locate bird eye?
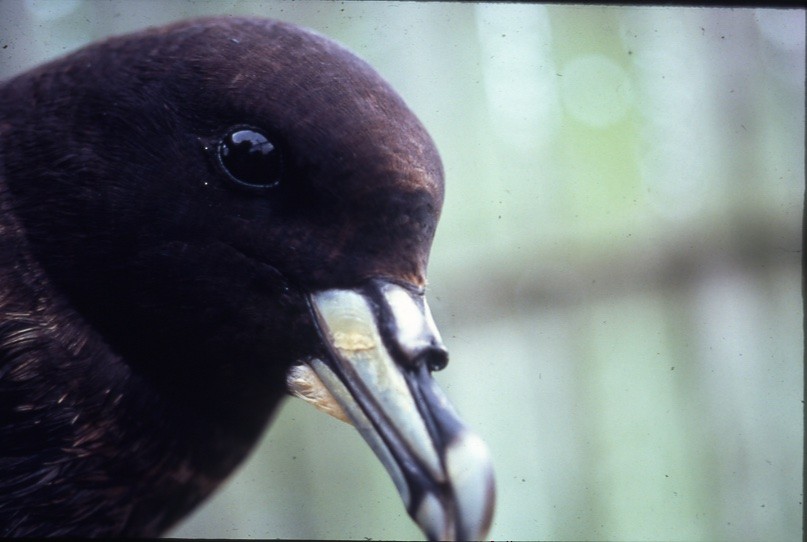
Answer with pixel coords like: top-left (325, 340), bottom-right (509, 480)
top-left (217, 128), bottom-right (282, 189)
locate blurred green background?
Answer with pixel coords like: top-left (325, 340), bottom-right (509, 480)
top-left (1, 2), bottom-right (802, 540)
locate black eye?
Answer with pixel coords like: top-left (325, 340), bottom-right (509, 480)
top-left (217, 128), bottom-right (282, 189)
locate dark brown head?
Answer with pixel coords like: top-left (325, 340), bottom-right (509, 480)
top-left (0, 17), bottom-right (492, 539)
top-left (1, 16), bottom-right (443, 421)
top-left (4, 17), bottom-right (444, 284)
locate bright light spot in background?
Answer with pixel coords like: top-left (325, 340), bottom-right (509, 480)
top-left (24, 0), bottom-right (82, 20)
top-left (475, 4), bottom-right (561, 153)
top-left (559, 54), bottom-right (634, 129)
top-left (619, 13), bottom-right (718, 222)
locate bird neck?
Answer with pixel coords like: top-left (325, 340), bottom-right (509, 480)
top-left (0, 289), bottom-right (258, 536)
top-left (0, 198), bottom-right (263, 535)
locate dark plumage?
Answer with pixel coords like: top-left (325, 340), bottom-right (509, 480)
top-left (0, 17), bottom-right (493, 539)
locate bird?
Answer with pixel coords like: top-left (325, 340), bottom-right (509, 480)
top-left (0, 16), bottom-right (494, 539)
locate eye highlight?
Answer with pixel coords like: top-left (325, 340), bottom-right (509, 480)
top-left (217, 127), bottom-right (282, 189)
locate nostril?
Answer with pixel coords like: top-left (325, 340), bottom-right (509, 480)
top-left (423, 345), bottom-right (449, 372)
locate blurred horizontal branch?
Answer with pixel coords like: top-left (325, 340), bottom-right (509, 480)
top-left (432, 210), bottom-right (801, 324)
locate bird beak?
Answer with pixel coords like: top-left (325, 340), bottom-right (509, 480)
top-left (286, 279), bottom-right (495, 541)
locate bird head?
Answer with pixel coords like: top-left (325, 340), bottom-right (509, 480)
top-left (1, 17), bottom-right (494, 540)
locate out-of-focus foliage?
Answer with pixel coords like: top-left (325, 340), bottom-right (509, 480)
top-left (0, 2), bottom-right (802, 540)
